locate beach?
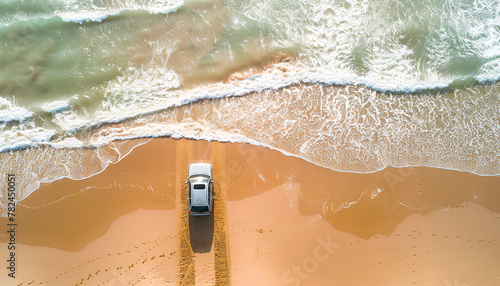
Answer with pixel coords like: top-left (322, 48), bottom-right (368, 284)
top-left (1, 137), bottom-right (499, 285)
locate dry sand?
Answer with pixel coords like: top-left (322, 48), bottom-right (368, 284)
top-left (1, 137), bottom-right (499, 285)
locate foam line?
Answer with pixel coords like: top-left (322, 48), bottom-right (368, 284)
top-left (1, 68), bottom-right (499, 154)
top-left (58, 6), bottom-right (181, 24)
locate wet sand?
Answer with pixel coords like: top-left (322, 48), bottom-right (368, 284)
top-left (1, 137), bottom-right (499, 285)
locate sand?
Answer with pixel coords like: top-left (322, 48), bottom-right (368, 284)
top-left (1, 137), bottom-right (499, 285)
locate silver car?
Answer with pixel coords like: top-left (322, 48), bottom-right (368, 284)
top-left (185, 163), bottom-right (213, 216)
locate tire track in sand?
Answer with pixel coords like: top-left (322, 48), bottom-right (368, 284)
top-left (176, 140), bottom-right (196, 285)
top-left (211, 142), bottom-right (231, 285)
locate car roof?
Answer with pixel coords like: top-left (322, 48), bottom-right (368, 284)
top-left (192, 184), bottom-right (208, 206)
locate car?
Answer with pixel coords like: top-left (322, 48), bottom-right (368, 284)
top-left (185, 163), bottom-right (213, 216)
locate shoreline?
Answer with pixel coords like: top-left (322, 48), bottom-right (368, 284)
top-left (3, 126), bottom-right (500, 213)
top-left (2, 79), bottom-right (500, 171)
top-left (5, 136), bottom-right (500, 222)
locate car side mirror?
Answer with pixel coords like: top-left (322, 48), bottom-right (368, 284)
top-left (185, 181), bottom-right (189, 184)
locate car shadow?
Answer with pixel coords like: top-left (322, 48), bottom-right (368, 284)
top-left (189, 214), bottom-right (214, 253)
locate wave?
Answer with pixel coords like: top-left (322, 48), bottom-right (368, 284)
top-left (41, 100), bottom-right (70, 114)
top-left (57, 5), bottom-right (181, 24)
top-left (0, 6), bottom-right (182, 27)
top-left (0, 98), bottom-right (33, 123)
top-left (87, 82), bottom-right (500, 177)
top-left (0, 0), bottom-right (184, 26)
top-left (0, 130), bottom-right (55, 153)
top-left (305, 71), bottom-right (500, 94)
top-left (3, 76), bottom-right (500, 167)
top-left (1, 61), bottom-right (500, 154)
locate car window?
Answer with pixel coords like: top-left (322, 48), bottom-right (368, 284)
top-left (191, 206), bottom-right (209, 212)
top-left (193, 184), bottom-right (205, 189)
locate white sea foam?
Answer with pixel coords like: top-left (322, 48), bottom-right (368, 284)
top-left (95, 66), bottom-right (182, 123)
top-left (89, 120), bottom-right (258, 146)
top-left (302, 71), bottom-right (454, 93)
top-left (57, 10), bottom-right (121, 23)
top-left (0, 98), bottom-right (33, 123)
top-left (1, 60), bottom-right (500, 160)
top-left (41, 100), bottom-right (70, 114)
top-left (0, 127), bottom-right (55, 153)
top-left (88, 79), bottom-right (500, 176)
top-left (46, 61), bottom-right (303, 136)
top-left (50, 137), bottom-right (84, 149)
top-left (476, 72), bottom-right (500, 84)
top-left (284, 0), bottom-right (500, 89)
top-left (1, 57), bottom-right (499, 164)
top-left (59, 0), bottom-right (182, 23)
top-left (0, 0), bottom-right (183, 25)
top-left (58, 4), bottom-right (181, 24)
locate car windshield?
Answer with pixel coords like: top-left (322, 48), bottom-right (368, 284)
top-left (191, 206), bottom-right (209, 212)
top-left (193, 184), bottom-right (205, 189)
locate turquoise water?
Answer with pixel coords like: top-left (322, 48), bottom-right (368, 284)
top-left (1, 0), bottom-right (500, 203)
